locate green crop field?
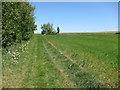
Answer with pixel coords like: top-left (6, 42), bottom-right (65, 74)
top-left (2, 34), bottom-right (118, 88)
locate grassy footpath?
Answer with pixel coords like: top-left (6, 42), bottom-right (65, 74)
top-left (2, 34), bottom-right (118, 88)
top-left (2, 35), bottom-right (76, 88)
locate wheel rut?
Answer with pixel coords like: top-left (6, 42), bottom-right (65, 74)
top-left (46, 39), bottom-right (84, 69)
top-left (42, 38), bottom-right (110, 88)
top-left (42, 39), bottom-right (76, 87)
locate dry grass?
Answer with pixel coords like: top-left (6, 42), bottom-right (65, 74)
top-left (60, 31), bottom-right (119, 34)
top-left (34, 31), bottom-right (119, 34)
top-left (34, 33), bottom-right (41, 34)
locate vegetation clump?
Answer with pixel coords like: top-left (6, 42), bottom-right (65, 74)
top-left (41, 22), bottom-right (60, 35)
top-left (57, 26), bottom-right (60, 33)
top-left (2, 2), bottom-right (37, 48)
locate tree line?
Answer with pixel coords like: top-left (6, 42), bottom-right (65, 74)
top-left (2, 2), bottom-right (37, 48)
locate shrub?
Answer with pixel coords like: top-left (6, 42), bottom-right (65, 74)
top-left (2, 2), bottom-right (37, 47)
top-left (41, 22), bottom-right (58, 35)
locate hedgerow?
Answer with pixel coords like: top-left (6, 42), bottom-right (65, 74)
top-left (2, 2), bottom-right (37, 48)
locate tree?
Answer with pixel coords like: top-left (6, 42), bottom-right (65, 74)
top-left (57, 26), bottom-right (60, 33)
top-left (2, 2), bottom-right (37, 47)
top-left (41, 22), bottom-right (56, 35)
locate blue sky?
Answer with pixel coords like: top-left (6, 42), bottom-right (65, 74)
top-left (30, 2), bottom-right (118, 33)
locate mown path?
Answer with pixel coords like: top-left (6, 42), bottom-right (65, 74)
top-left (3, 35), bottom-right (111, 88)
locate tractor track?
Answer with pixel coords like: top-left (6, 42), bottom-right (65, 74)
top-left (42, 39), bottom-right (76, 87)
top-left (43, 38), bottom-right (111, 88)
top-left (46, 39), bottom-right (84, 69)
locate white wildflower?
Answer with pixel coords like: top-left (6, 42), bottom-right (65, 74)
top-left (13, 60), bottom-right (15, 63)
top-left (8, 51), bottom-right (10, 54)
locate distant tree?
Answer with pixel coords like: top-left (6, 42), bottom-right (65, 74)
top-left (41, 22), bottom-right (57, 35)
top-left (57, 26), bottom-right (60, 33)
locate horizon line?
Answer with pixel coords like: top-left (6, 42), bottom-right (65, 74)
top-left (34, 30), bottom-right (119, 34)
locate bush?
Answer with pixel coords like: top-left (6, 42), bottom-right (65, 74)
top-left (2, 2), bottom-right (37, 48)
top-left (41, 22), bottom-right (58, 35)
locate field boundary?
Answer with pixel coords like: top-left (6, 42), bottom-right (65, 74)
top-left (34, 31), bottom-right (119, 35)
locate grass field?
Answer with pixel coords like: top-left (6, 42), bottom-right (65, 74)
top-left (2, 34), bottom-right (118, 88)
